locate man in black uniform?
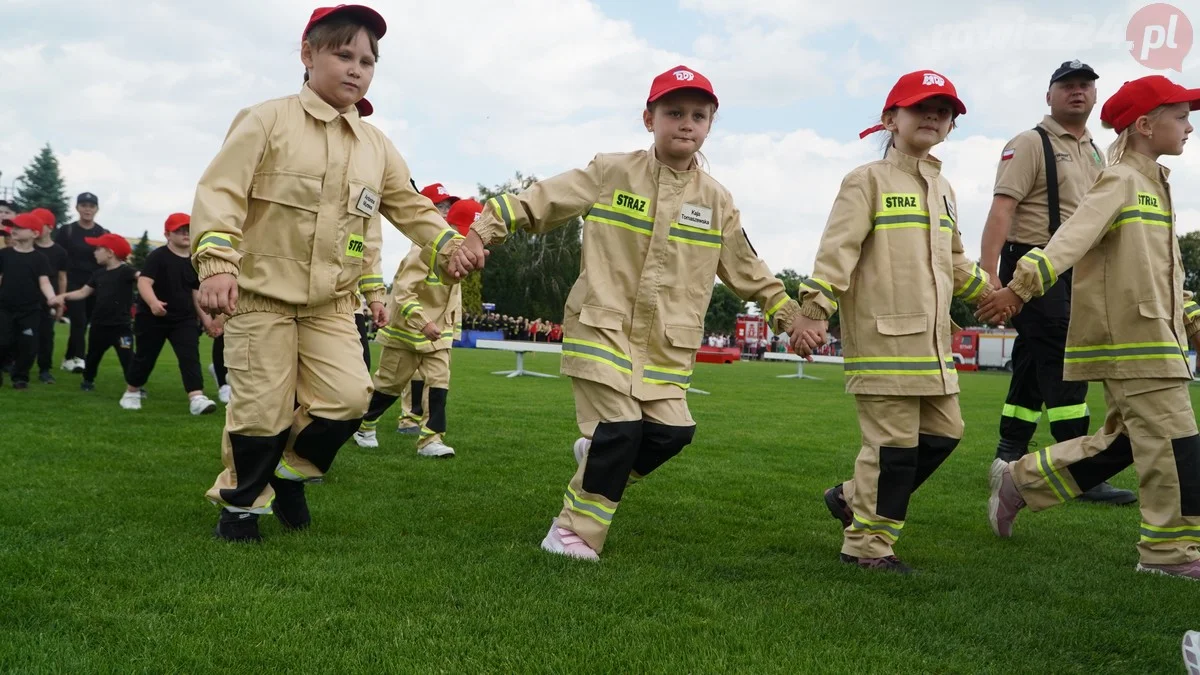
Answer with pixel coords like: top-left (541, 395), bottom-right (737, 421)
top-left (978, 61), bottom-right (1135, 504)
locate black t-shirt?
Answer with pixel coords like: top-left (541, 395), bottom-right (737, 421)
top-left (54, 221), bottom-right (109, 276)
top-left (35, 242), bottom-right (69, 280)
top-left (86, 264), bottom-right (139, 326)
top-left (0, 247), bottom-right (52, 312)
top-left (136, 246), bottom-right (199, 321)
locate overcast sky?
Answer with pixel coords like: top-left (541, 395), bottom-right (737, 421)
top-left (3, 0), bottom-right (1198, 286)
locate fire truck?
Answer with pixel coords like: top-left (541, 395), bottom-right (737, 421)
top-left (953, 327), bottom-right (1018, 371)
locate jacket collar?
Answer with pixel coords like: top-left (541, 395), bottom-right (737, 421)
top-left (1121, 149), bottom-right (1171, 183)
top-left (885, 146), bottom-right (942, 178)
top-left (300, 83), bottom-right (365, 140)
top-left (649, 144), bottom-right (698, 183)
top-left (1040, 115), bottom-right (1094, 143)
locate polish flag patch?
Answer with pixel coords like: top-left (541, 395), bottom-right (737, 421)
top-left (1001, 148), bottom-right (1015, 161)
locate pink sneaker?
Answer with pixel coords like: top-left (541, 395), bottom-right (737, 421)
top-left (540, 521), bottom-right (599, 561)
top-left (1136, 559), bottom-right (1200, 581)
top-left (988, 459), bottom-right (1025, 538)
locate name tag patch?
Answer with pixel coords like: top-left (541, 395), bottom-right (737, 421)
top-left (346, 234), bottom-right (365, 258)
top-left (612, 190), bottom-right (651, 217)
top-left (881, 193), bottom-right (921, 211)
top-left (679, 203), bottom-right (713, 229)
top-left (356, 187), bottom-right (379, 217)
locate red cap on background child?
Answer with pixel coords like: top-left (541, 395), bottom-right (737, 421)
top-left (2, 212), bottom-right (44, 232)
top-left (303, 5), bottom-right (386, 118)
top-left (29, 208), bottom-right (56, 232)
top-left (420, 183), bottom-right (459, 205)
top-left (647, 65), bottom-right (718, 109)
top-left (85, 233), bottom-right (133, 261)
top-left (859, 70), bottom-right (967, 138)
top-left (164, 213), bottom-right (191, 233)
top-left (1100, 75), bottom-right (1200, 133)
top-left (445, 198), bottom-right (484, 236)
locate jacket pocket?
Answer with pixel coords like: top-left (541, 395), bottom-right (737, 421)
top-left (347, 179), bottom-right (382, 219)
top-left (1137, 301), bottom-right (1171, 320)
top-left (665, 325), bottom-right (703, 350)
top-left (245, 171), bottom-right (322, 261)
top-left (579, 304), bottom-right (625, 331)
top-left (876, 313), bottom-right (928, 336)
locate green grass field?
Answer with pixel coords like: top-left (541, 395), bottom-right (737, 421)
top-left (2, 335), bottom-right (1196, 673)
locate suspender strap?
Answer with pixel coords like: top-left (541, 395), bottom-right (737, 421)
top-left (1033, 126), bottom-right (1061, 235)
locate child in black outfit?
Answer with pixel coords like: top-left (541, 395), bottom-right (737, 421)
top-left (53, 233), bottom-right (138, 391)
top-left (0, 213), bottom-right (58, 389)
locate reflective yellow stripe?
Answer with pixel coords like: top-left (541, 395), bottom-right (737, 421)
top-left (643, 365), bottom-right (692, 389)
top-left (400, 302), bottom-right (422, 318)
top-left (1046, 403), bottom-right (1088, 423)
top-left (1021, 249), bottom-right (1057, 293)
top-left (194, 233), bottom-right (238, 253)
top-left (1185, 300), bottom-right (1200, 321)
top-left (668, 222), bottom-right (722, 249)
top-left (1064, 341), bottom-right (1185, 364)
top-left (800, 277), bottom-right (839, 311)
top-left (848, 513), bottom-right (903, 541)
top-left (427, 229), bottom-right (463, 282)
top-left (562, 338), bottom-right (633, 374)
top-left (1002, 404), bottom-right (1042, 423)
top-left (872, 211), bottom-right (931, 231)
top-left (764, 295), bottom-right (790, 322)
top-left (1140, 522), bottom-right (1200, 543)
top-left (358, 275), bottom-right (384, 292)
top-left (956, 263), bottom-right (988, 302)
top-left (844, 356), bottom-right (954, 376)
top-left (379, 325), bottom-right (433, 344)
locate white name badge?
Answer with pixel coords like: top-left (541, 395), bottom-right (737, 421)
top-left (356, 187), bottom-right (380, 217)
top-left (679, 203), bottom-right (713, 229)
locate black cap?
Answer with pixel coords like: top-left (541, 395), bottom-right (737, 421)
top-left (1050, 60), bottom-right (1098, 86)
top-left (77, 192), bottom-right (98, 205)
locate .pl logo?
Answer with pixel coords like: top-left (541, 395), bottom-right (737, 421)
top-left (1127, 3), bottom-right (1192, 72)
top-left (673, 70), bottom-right (695, 81)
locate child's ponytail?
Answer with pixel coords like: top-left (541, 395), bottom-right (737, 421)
top-left (1103, 105), bottom-right (1166, 165)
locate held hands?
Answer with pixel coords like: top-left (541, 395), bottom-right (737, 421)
top-left (203, 314), bottom-right (225, 339)
top-left (48, 294), bottom-right (66, 309)
top-left (421, 321), bottom-right (441, 342)
top-left (198, 273), bottom-right (238, 317)
top-left (370, 301), bottom-right (389, 329)
top-left (449, 230), bottom-right (489, 279)
top-left (788, 315), bottom-right (828, 360)
top-left (975, 287), bottom-right (1024, 325)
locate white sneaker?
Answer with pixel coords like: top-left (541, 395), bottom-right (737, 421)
top-left (218, 384), bottom-right (232, 404)
top-left (418, 441), bottom-right (455, 458)
top-left (119, 391), bottom-right (142, 410)
top-left (189, 395), bottom-right (217, 415)
top-left (208, 363), bottom-right (217, 383)
top-left (354, 430), bottom-right (379, 448)
top-left (75, 358), bottom-right (87, 373)
top-left (60, 359), bottom-right (74, 372)
top-left (573, 438), bottom-right (590, 466)
top-left (1185, 631), bottom-right (1200, 675)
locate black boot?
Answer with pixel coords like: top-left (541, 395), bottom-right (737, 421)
top-left (995, 438), bottom-right (1028, 463)
top-left (214, 509), bottom-right (261, 542)
top-left (269, 476), bottom-right (311, 529)
top-left (1077, 481), bottom-right (1137, 505)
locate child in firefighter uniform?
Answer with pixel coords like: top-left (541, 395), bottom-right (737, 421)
top-left (981, 76), bottom-right (1200, 580)
top-left (394, 183), bottom-right (456, 434)
top-left (791, 71), bottom-right (995, 574)
top-left (456, 66), bottom-right (802, 561)
top-left (354, 198), bottom-right (481, 457)
top-left (192, 4), bottom-right (466, 542)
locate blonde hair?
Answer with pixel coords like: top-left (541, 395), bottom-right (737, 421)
top-left (1102, 105), bottom-right (1168, 164)
top-left (876, 107), bottom-right (958, 157)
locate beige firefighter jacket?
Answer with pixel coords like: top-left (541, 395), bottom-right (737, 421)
top-left (377, 243), bottom-right (462, 353)
top-left (190, 84), bottom-right (462, 315)
top-left (1008, 150), bottom-right (1200, 381)
top-left (798, 149), bottom-right (992, 396)
top-left (470, 147), bottom-right (800, 401)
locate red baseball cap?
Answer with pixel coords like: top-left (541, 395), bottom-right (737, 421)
top-left (1101, 75), bottom-right (1200, 134)
top-left (2, 212), bottom-right (44, 232)
top-left (647, 65), bottom-right (718, 109)
top-left (445, 198), bottom-right (483, 236)
top-left (860, 70), bottom-right (967, 138)
top-left (85, 233), bottom-right (132, 261)
top-left (303, 5), bottom-right (386, 40)
top-left (164, 212), bottom-right (191, 233)
top-left (30, 208), bottom-right (56, 230)
top-left (420, 183), bottom-right (458, 205)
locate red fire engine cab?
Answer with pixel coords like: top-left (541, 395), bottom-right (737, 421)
top-left (953, 327), bottom-right (1018, 371)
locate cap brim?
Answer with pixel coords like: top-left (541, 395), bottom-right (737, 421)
top-left (893, 91), bottom-right (967, 115)
top-left (355, 98), bottom-right (373, 117)
top-left (647, 84), bottom-right (719, 109)
top-left (1051, 69), bottom-right (1099, 84)
top-left (1165, 87), bottom-right (1200, 110)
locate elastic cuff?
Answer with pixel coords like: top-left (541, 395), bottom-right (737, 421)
top-left (1008, 278), bottom-right (1037, 303)
top-left (771, 300), bottom-right (801, 334)
top-left (364, 289), bottom-right (387, 307)
top-left (196, 258), bottom-right (239, 281)
top-left (799, 300), bottom-right (829, 321)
